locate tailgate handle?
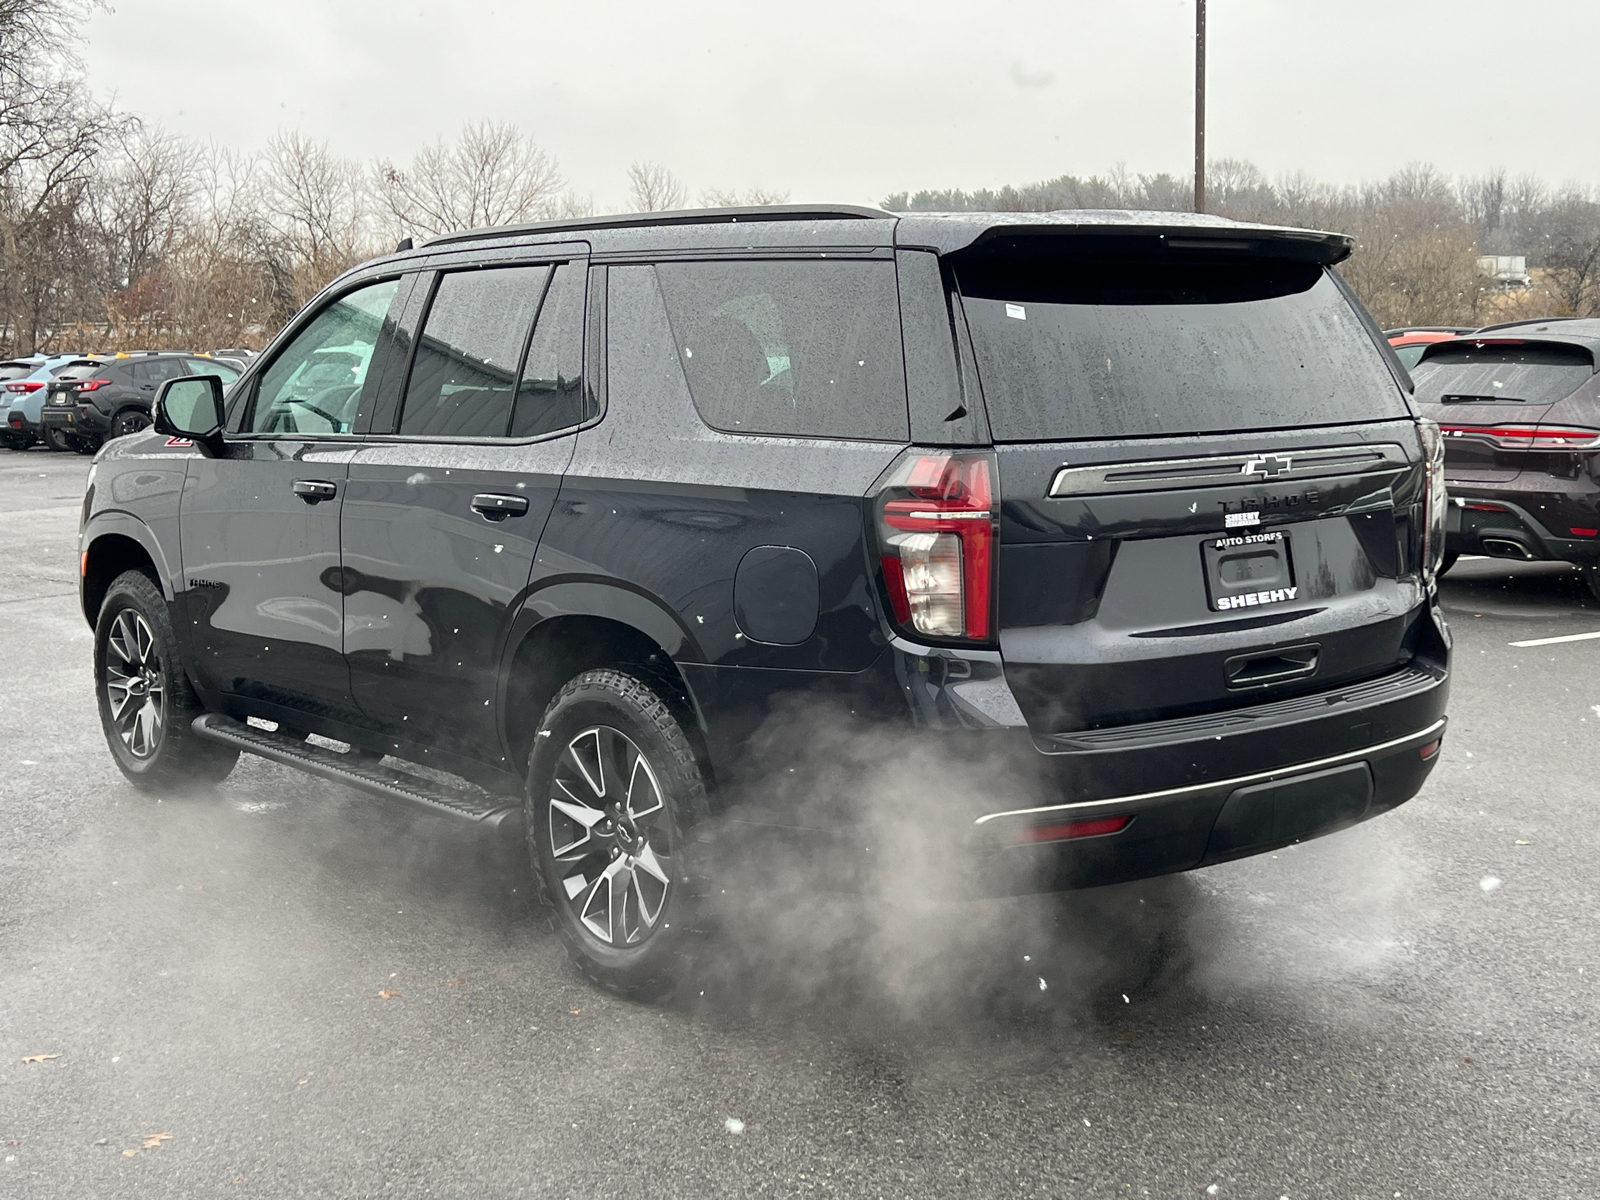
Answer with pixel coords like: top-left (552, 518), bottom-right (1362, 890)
top-left (1224, 643), bottom-right (1320, 689)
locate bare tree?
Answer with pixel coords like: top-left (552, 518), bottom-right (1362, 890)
top-left (700, 185), bottom-right (790, 208)
top-left (627, 160), bottom-right (685, 212)
top-left (260, 130), bottom-right (371, 315)
top-left (375, 121), bottom-right (563, 240)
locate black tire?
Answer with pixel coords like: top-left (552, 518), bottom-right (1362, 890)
top-left (109, 409), bottom-right (151, 440)
top-left (70, 433), bottom-right (99, 455)
top-left (1584, 566), bottom-right (1600, 604)
top-left (94, 570), bottom-right (238, 793)
top-left (1438, 550), bottom-right (1460, 577)
top-left (525, 668), bottom-right (710, 996)
top-left (39, 423), bottom-right (69, 452)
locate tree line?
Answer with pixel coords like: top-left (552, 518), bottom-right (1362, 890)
top-left (6, 1), bottom-right (1597, 356)
top-left (884, 159), bottom-right (1600, 329)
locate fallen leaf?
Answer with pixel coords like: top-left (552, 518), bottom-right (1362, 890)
top-left (444, 978), bottom-right (466, 987)
top-left (22, 1054), bottom-right (59, 1064)
top-left (378, 990), bottom-right (402, 1000)
top-left (233, 1177), bottom-right (244, 1186)
top-left (123, 1149), bottom-right (138, 1158)
top-left (141, 1133), bottom-right (172, 1150)
top-left (1465, 1057), bottom-right (1475, 1064)
top-left (569, 1008), bottom-right (582, 1015)
top-left (1116, 1031), bottom-right (1136, 1040)
top-left (298, 1079), bottom-right (308, 1086)
top-left (1514, 839), bottom-right (1531, 845)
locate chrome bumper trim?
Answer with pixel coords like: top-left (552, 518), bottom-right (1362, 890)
top-left (972, 717), bottom-right (1446, 827)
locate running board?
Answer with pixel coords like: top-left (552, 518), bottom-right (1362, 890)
top-left (192, 713), bottom-right (525, 840)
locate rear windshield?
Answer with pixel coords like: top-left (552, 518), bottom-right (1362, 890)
top-left (1410, 341), bottom-right (1594, 406)
top-left (956, 248), bottom-right (1409, 441)
top-left (0, 363), bottom-right (33, 381)
top-left (52, 362), bottom-right (104, 381)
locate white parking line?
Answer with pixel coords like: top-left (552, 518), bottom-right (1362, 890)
top-left (1509, 630), bottom-right (1600, 648)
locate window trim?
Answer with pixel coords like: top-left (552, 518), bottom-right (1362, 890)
top-left (229, 272), bottom-right (407, 440)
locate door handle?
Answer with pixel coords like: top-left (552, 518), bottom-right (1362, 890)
top-left (293, 479), bottom-right (339, 504)
top-left (471, 493), bottom-right (530, 521)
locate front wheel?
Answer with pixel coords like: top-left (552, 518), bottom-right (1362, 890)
top-left (95, 570), bottom-right (238, 792)
top-left (526, 669), bottom-right (710, 996)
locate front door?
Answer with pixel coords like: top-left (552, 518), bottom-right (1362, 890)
top-left (340, 257), bottom-right (589, 761)
top-left (178, 277), bottom-right (403, 721)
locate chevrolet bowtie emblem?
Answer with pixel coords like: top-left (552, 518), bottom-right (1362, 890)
top-left (1242, 454), bottom-right (1293, 479)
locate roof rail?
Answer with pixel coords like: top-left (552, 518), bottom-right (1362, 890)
top-left (1471, 316), bottom-right (1581, 334)
top-left (421, 204), bottom-right (896, 249)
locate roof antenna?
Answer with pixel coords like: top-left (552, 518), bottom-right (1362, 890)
top-left (394, 237), bottom-right (413, 253)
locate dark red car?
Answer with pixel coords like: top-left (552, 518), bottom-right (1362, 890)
top-left (1410, 320), bottom-right (1600, 593)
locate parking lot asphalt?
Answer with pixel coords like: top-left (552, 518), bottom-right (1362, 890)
top-left (2, 446), bottom-right (1597, 1199)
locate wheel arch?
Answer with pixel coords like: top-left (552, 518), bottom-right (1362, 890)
top-left (498, 585), bottom-right (714, 796)
top-left (81, 516), bottom-right (174, 628)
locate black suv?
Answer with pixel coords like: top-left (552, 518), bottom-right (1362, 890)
top-left (44, 352), bottom-right (241, 452)
top-left (78, 207), bottom-right (1451, 992)
top-left (1409, 319), bottom-right (1600, 594)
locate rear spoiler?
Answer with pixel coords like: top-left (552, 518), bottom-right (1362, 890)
top-left (896, 211), bottom-right (1353, 264)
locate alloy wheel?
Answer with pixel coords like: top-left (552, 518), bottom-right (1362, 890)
top-left (104, 610), bottom-right (165, 758)
top-left (547, 725), bottom-right (672, 947)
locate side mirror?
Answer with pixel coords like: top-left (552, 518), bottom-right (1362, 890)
top-left (153, 375), bottom-right (227, 456)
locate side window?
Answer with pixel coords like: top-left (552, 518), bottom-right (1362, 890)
top-left (186, 357), bottom-right (240, 384)
top-left (246, 278), bottom-right (399, 435)
top-left (510, 262), bottom-right (586, 437)
top-left (138, 358), bottom-right (187, 385)
top-left (654, 259), bottom-right (908, 441)
top-left (398, 265), bottom-right (548, 438)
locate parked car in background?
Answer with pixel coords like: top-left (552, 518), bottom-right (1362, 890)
top-left (5, 354), bottom-right (93, 450)
top-left (1386, 327), bottom-right (1476, 370)
top-left (1410, 320), bottom-right (1600, 592)
top-left (42, 352), bottom-right (241, 453)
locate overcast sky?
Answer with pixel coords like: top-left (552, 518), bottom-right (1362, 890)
top-left (80, 0), bottom-right (1599, 210)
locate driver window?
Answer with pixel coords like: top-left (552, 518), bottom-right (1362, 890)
top-left (244, 278), bottom-right (399, 435)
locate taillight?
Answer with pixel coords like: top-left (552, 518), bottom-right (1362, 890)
top-left (1418, 420), bottom-right (1447, 586)
top-left (5, 381), bottom-right (41, 393)
top-left (1439, 424), bottom-right (1600, 449)
top-left (73, 378), bottom-right (109, 392)
top-left (872, 449), bottom-right (998, 642)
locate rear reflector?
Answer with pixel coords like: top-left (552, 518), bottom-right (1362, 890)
top-left (1419, 737), bottom-right (1443, 760)
top-left (1572, 528), bottom-right (1599, 538)
top-left (1461, 501), bottom-right (1508, 512)
top-left (1013, 815), bottom-right (1133, 844)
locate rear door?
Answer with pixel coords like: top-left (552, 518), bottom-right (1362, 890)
top-left (178, 277), bottom-right (403, 718)
top-left (339, 253), bottom-right (588, 762)
top-left (951, 236), bottom-right (1426, 734)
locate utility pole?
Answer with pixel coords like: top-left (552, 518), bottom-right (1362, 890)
top-left (1194, 0), bottom-right (1206, 213)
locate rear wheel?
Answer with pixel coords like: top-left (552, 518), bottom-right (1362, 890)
top-left (95, 570), bottom-right (238, 792)
top-left (110, 409), bottom-right (151, 440)
top-left (526, 669), bottom-right (709, 996)
top-left (39, 423), bottom-right (68, 452)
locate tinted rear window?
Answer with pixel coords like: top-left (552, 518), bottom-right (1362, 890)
top-left (53, 363), bottom-right (104, 381)
top-left (1411, 341), bottom-right (1594, 407)
top-left (956, 248), bottom-right (1409, 441)
top-left (656, 259), bottom-right (908, 441)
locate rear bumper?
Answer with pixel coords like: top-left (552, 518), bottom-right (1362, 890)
top-left (41, 404), bottom-right (108, 437)
top-left (887, 602), bottom-right (1450, 892)
top-left (1445, 484), bottom-right (1600, 565)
